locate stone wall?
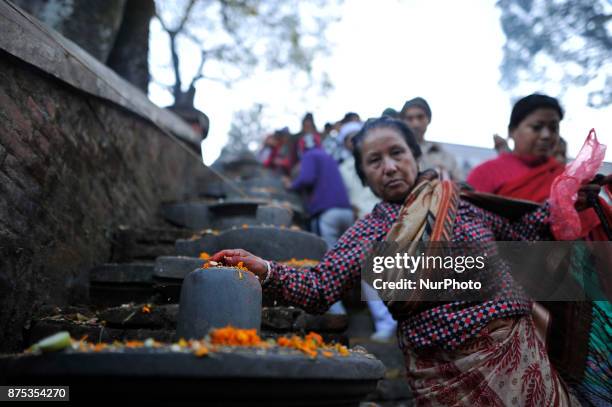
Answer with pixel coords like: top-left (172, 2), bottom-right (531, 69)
top-left (0, 53), bottom-right (209, 352)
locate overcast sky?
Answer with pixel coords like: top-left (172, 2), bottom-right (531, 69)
top-left (149, 0), bottom-right (611, 165)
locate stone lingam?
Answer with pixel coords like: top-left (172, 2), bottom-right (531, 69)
top-left (176, 266), bottom-right (262, 339)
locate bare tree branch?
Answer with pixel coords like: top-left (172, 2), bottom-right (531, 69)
top-left (188, 49), bottom-right (208, 89)
top-left (152, 0), bottom-right (338, 109)
top-left (218, 0), bottom-right (234, 34)
top-left (195, 74), bottom-right (233, 86)
top-left (181, 28), bottom-right (203, 47)
top-left (175, 0), bottom-right (197, 34)
top-left (153, 10), bottom-right (169, 32)
top-left (169, 31), bottom-right (182, 100)
top-left (156, 0), bottom-right (200, 101)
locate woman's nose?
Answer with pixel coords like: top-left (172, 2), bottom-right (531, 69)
top-left (382, 157), bottom-right (398, 174)
top-left (540, 127), bottom-right (552, 139)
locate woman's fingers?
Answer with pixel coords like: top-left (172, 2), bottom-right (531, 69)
top-left (208, 249), bottom-right (268, 278)
top-left (209, 249), bottom-right (234, 262)
top-left (209, 249), bottom-right (247, 263)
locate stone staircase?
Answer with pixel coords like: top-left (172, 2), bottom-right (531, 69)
top-left (10, 154), bottom-right (412, 405)
top-left (24, 164), bottom-right (335, 344)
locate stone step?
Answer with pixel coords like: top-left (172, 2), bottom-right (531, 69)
top-left (110, 225), bottom-right (193, 262)
top-left (262, 306), bottom-right (348, 334)
top-left (153, 256), bottom-right (204, 280)
top-left (202, 175), bottom-right (285, 192)
top-left (210, 150), bottom-right (264, 175)
top-left (25, 317), bottom-right (175, 347)
top-left (98, 304), bottom-right (178, 330)
top-left (229, 179), bottom-right (303, 208)
top-left (161, 199), bottom-right (301, 230)
top-left (89, 263), bottom-right (156, 307)
top-left (200, 179), bottom-right (304, 209)
top-left (237, 175), bottom-right (286, 190)
top-left (33, 302), bottom-right (349, 346)
top-left (161, 201), bottom-right (214, 230)
top-left (152, 256), bottom-right (204, 302)
top-left (90, 262), bottom-right (154, 284)
top-left (98, 304), bottom-right (348, 336)
top-left (175, 226), bottom-right (328, 261)
top-left (26, 304), bottom-right (177, 346)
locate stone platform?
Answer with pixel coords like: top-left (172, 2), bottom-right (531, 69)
top-left (0, 349), bottom-right (384, 406)
top-left (161, 199), bottom-right (303, 230)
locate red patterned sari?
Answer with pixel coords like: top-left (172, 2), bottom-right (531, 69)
top-left (404, 317), bottom-right (578, 406)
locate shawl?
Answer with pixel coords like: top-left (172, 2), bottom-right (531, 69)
top-left (496, 156), bottom-right (564, 203)
top-left (383, 170), bottom-right (459, 318)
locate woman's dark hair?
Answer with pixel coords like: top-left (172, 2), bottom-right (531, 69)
top-left (509, 94), bottom-right (564, 131)
top-left (352, 116), bottom-right (422, 186)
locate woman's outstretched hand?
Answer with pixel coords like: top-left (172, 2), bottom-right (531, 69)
top-left (209, 249), bottom-right (269, 281)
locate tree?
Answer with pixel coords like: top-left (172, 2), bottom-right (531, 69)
top-left (151, 0), bottom-right (338, 109)
top-left (497, 0), bottom-right (611, 107)
top-left (226, 103), bottom-right (266, 153)
top-left (107, 0), bottom-right (156, 92)
top-left (12, 0), bottom-right (154, 92)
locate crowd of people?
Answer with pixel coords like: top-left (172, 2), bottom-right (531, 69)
top-left (222, 94), bottom-right (611, 406)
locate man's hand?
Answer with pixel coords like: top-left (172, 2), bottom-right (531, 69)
top-left (209, 249), bottom-right (268, 281)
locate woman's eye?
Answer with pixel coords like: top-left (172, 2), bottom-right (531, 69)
top-left (391, 149), bottom-right (403, 156)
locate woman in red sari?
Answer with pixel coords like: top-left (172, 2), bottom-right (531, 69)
top-left (467, 94), bottom-right (565, 203)
top-left (468, 94), bottom-right (610, 237)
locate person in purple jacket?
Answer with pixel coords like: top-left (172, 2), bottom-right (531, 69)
top-left (285, 142), bottom-right (354, 250)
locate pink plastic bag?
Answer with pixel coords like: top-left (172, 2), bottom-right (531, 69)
top-left (550, 129), bottom-right (607, 240)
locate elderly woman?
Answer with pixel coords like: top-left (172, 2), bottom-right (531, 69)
top-left (211, 117), bottom-right (581, 406)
